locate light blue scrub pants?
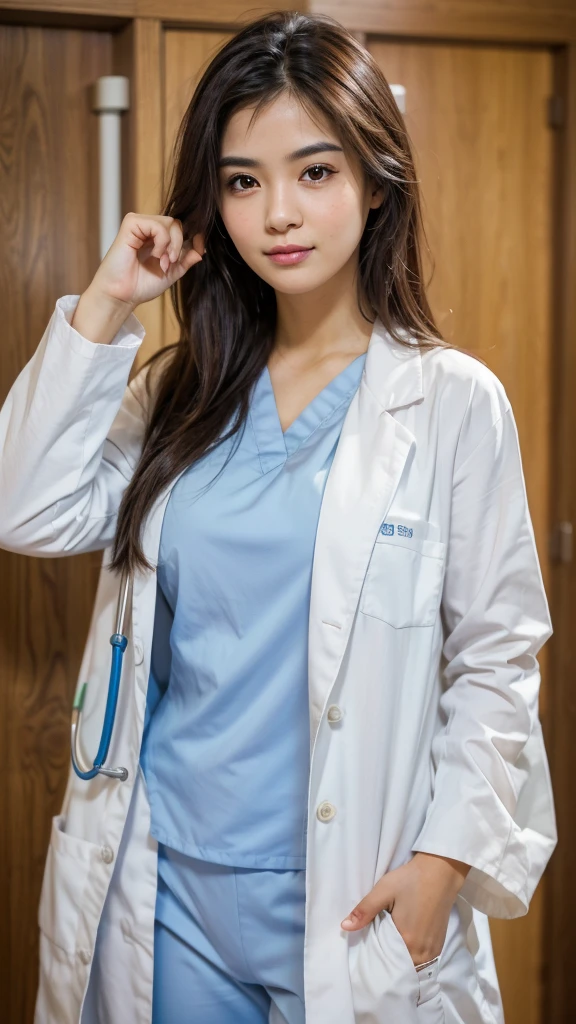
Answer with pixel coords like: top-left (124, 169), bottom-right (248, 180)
top-left (153, 844), bottom-right (307, 1023)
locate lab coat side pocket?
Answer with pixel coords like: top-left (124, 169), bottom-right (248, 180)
top-left (385, 914), bottom-right (446, 1022)
top-left (38, 814), bottom-right (102, 958)
top-left (349, 908), bottom-right (419, 1024)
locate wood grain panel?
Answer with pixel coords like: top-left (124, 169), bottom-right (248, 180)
top-left (0, 0), bottom-right (300, 29)
top-left (368, 40), bottom-right (554, 1024)
top-left (3, 0), bottom-right (576, 42)
top-left (545, 43), bottom-right (576, 1024)
top-left (140, 0), bottom-right (297, 22)
top-left (0, 23), bottom-right (112, 1021)
top-left (311, 0), bottom-right (576, 44)
top-left (162, 28), bottom-right (233, 346)
top-left (0, 0), bottom-right (134, 17)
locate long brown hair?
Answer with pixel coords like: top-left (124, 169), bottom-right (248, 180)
top-left (109, 10), bottom-right (446, 579)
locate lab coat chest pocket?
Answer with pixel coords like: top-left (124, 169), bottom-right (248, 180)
top-left (359, 521), bottom-right (446, 629)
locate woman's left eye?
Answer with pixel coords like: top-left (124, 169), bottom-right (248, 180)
top-left (301, 164), bottom-right (334, 183)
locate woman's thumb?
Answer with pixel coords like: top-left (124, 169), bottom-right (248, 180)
top-left (341, 876), bottom-right (393, 931)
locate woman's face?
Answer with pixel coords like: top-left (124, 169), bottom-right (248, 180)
top-left (218, 92), bottom-right (384, 296)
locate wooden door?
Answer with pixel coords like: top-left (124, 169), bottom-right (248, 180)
top-left (161, 29), bottom-right (555, 1024)
top-left (0, 22), bottom-right (113, 1021)
top-left (368, 39), bottom-right (554, 1024)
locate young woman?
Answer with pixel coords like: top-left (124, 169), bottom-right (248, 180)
top-left (0, 11), bottom-right (556, 1024)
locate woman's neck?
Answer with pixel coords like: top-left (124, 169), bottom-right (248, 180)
top-left (273, 261), bottom-right (374, 368)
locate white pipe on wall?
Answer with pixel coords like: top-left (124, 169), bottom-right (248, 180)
top-left (390, 84), bottom-right (407, 114)
top-left (92, 76), bottom-right (130, 261)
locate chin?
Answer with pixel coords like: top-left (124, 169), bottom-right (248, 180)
top-left (255, 266), bottom-right (337, 295)
top-left (273, 281), bottom-right (331, 296)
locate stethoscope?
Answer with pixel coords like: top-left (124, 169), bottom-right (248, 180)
top-left (70, 568), bottom-right (131, 782)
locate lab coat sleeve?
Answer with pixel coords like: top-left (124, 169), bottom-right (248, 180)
top-left (410, 379), bottom-right (557, 918)
top-left (0, 294), bottom-right (147, 556)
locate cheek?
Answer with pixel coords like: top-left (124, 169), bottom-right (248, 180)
top-left (220, 198), bottom-right (257, 253)
top-left (311, 186), bottom-right (365, 248)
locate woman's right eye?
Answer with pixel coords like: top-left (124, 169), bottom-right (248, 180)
top-left (227, 174), bottom-right (259, 193)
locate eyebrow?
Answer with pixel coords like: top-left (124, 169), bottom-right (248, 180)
top-left (218, 142), bottom-right (343, 169)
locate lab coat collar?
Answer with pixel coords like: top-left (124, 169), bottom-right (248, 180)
top-left (365, 317), bottom-right (424, 413)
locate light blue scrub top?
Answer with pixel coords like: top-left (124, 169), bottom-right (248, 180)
top-left (140, 352), bottom-right (366, 869)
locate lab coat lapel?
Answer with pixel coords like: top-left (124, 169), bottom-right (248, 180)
top-left (133, 468), bottom-right (188, 596)
top-left (131, 464), bottom-right (189, 663)
top-left (307, 320), bottom-right (424, 751)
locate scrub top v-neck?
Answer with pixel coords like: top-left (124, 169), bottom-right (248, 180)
top-left (140, 351), bottom-right (367, 869)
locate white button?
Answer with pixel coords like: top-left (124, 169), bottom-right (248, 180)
top-left (133, 638), bottom-right (144, 665)
top-left (100, 846), bottom-right (114, 864)
top-left (317, 801), bottom-right (336, 822)
top-left (327, 704), bottom-right (343, 723)
top-left (78, 949), bottom-right (92, 965)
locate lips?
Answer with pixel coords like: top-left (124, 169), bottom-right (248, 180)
top-left (265, 245), bottom-right (313, 254)
top-left (265, 245), bottom-right (314, 266)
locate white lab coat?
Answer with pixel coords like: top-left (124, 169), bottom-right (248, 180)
top-left (0, 296), bottom-right (556, 1024)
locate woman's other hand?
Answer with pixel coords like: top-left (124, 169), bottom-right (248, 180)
top-left (340, 852), bottom-right (470, 967)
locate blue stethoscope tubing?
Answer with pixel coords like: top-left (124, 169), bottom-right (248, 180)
top-left (71, 568), bottom-right (131, 782)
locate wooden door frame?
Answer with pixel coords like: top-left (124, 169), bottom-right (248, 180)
top-left (1, 3), bottom-right (575, 1021)
top-left (545, 40), bottom-right (576, 1024)
top-left (0, 0), bottom-right (575, 44)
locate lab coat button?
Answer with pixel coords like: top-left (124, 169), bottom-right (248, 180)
top-left (133, 638), bottom-right (144, 665)
top-left (327, 704), bottom-right (343, 723)
top-left (100, 845), bottom-right (114, 864)
top-left (78, 949), bottom-right (92, 965)
top-left (317, 801), bottom-right (336, 822)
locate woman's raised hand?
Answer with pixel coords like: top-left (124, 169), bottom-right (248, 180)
top-left (92, 213), bottom-right (204, 308)
top-left (71, 213), bottom-right (205, 345)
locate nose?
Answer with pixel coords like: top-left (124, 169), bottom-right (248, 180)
top-left (265, 181), bottom-right (303, 234)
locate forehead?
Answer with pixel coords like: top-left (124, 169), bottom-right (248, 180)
top-left (221, 92), bottom-right (339, 153)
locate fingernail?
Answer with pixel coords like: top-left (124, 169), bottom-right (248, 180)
top-left (341, 917), bottom-right (354, 928)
